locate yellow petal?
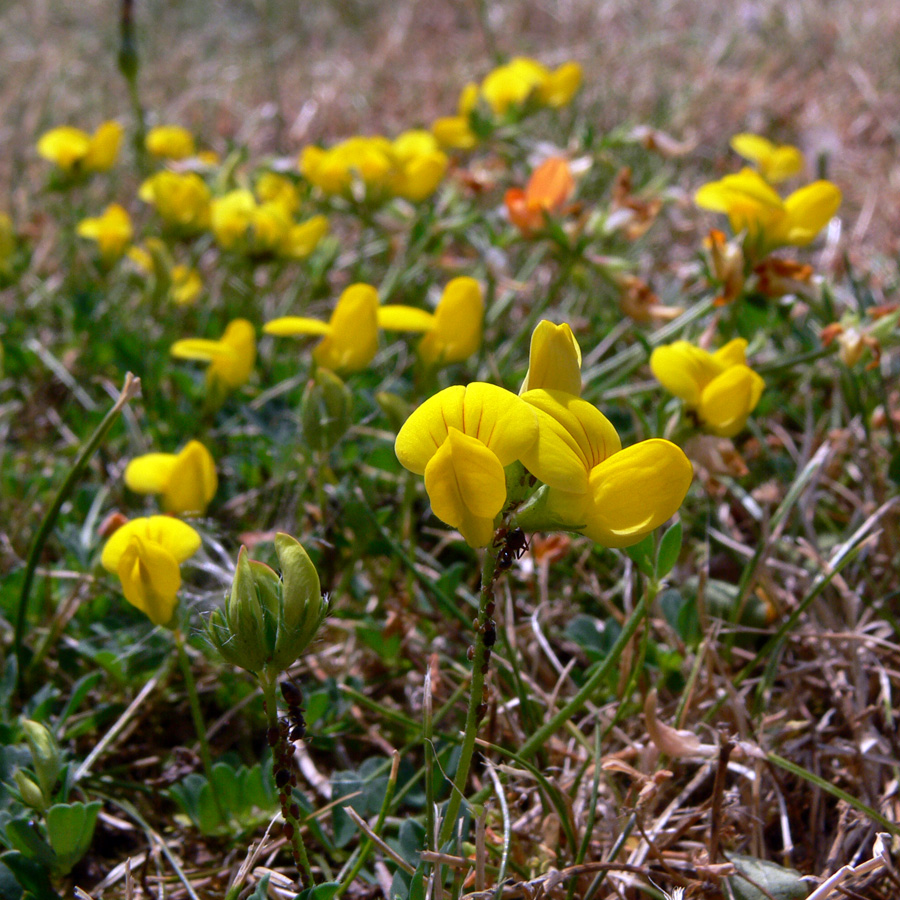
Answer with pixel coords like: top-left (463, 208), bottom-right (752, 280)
top-left (395, 383), bottom-right (537, 475)
top-left (84, 121), bottom-right (123, 171)
top-left (117, 535), bottom-right (181, 626)
top-left (171, 337), bottom-right (233, 362)
top-left (520, 320), bottom-right (582, 395)
top-left (162, 441), bottom-right (217, 514)
top-left (378, 305), bottom-right (436, 332)
top-left (37, 127), bottom-right (90, 170)
top-left (419, 277), bottom-right (484, 365)
top-left (730, 134), bottom-right (804, 183)
top-left (102, 515), bottom-right (201, 571)
top-left (283, 214), bottom-right (329, 258)
top-left (314, 283), bottom-right (379, 372)
top-left (711, 337), bottom-right (748, 368)
top-left (125, 453), bottom-right (178, 495)
top-left (264, 317), bottom-right (332, 337)
top-left (650, 342), bottom-right (719, 406)
top-left (699, 365), bottom-right (765, 437)
top-left (537, 61), bottom-right (583, 107)
top-left (780, 180), bottom-right (842, 246)
top-left (424, 428), bottom-right (506, 547)
top-left (520, 389), bottom-right (621, 492)
top-left (581, 440), bottom-right (693, 548)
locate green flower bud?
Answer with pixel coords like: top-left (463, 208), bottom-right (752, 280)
top-left (22, 719), bottom-right (61, 802)
top-left (301, 368), bottom-right (353, 453)
top-left (375, 391), bottom-right (412, 434)
top-left (207, 534), bottom-right (327, 678)
top-left (14, 770), bottom-right (48, 813)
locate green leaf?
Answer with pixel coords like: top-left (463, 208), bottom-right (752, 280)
top-left (659, 589), bottom-right (698, 643)
top-left (0, 851), bottom-right (60, 900)
top-left (45, 801), bottom-right (101, 875)
top-left (727, 853), bottom-right (809, 900)
top-left (656, 520), bottom-right (682, 579)
top-left (295, 882), bottom-right (341, 900)
top-left (3, 821), bottom-right (56, 871)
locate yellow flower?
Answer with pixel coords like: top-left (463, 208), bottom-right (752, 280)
top-left (128, 240), bottom-right (203, 306)
top-left (504, 156), bottom-right (575, 236)
top-left (139, 170), bottom-right (211, 232)
top-left (255, 172), bottom-right (301, 215)
top-left (300, 133), bottom-right (446, 202)
top-left (76, 203), bottom-right (133, 264)
top-left (650, 338), bottom-right (765, 437)
top-left (395, 383), bottom-right (539, 547)
top-left (37, 121), bottom-right (123, 174)
top-left (264, 283), bottom-right (379, 373)
top-left (432, 83), bottom-right (479, 149)
top-left (519, 320), bottom-right (582, 396)
top-left (481, 57), bottom-right (581, 114)
top-left (388, 131), bottom-right (448, 201)
top-left (516, 390), bottom-right (693, 548)
top-left (378, 277), bottom-right (483, 365)
top-left (210, 189), bottom-right (256, 250)
top-left (100, 516), bottom-right (201, 626)
top-left (282, 214), bottom-right (329, 259)
top-left (695, 167), bottom-right (841, 259)
top-left (145, 125), bottom-right (196, 160)
top-left (729, 133), bottom-right (804, 184)
top-left (171, 265), bottom-right (203, 306)
top-left (124, 440), bottom-right (217, 515)
top-left (171, 319), bottom-right (256, 392)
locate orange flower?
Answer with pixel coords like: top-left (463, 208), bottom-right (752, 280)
top-left (505, 157), bottom-right (574, 236)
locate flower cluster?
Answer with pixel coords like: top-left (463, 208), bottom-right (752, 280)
top-left (300, 131), bottom-right (448, 202)
top-left (395, 321), bottom-right (693, 548)
top-left (433, 56), bottom-right (582, 149)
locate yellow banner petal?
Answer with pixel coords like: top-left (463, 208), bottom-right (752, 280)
top-left (699, 365), bottom-right (765, 437)
top-left (124, 453), bottom-right (178, 495)
top-left (378, 305), bottom-right (436, 332)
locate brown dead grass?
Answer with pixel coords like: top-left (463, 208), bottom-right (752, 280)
top-left (3, 0), bottom-right (900, 265)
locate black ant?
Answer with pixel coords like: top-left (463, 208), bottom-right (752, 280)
top-left (493, 527), bottom-right (529, 570)
top-left (281, 679), bottom-right (307, 742)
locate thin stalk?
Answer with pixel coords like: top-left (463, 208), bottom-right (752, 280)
top-left (173, 629), bottom-right (226, 823)
top-left (15, 373), bottom-right (140, 691)
top-left (260, 674), bottom-right (315, 888)
top-left (438, 548), bottom-right (500, 848)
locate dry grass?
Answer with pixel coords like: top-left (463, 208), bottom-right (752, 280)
top-left (3, 0), bottom-right (900, 261)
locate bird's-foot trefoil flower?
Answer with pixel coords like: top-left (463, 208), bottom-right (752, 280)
top-left (265, 283), bottom-right (379, 373)
top-left (729, 133), bottom-right (804, 184)
top-left (145, 124), bottom-right (196, 160)
top-left (519, 320), bottom-right (582, 395)
top-left (76, 204), bottom-right (133, 265)
top-left (207, 533), bottom-right (327, 677)
top-left (515, 389), bottom-right (693, 548)
top-left (37, 121), bottom-right (123, 176)
top-left (378, 277), bottom-right (484, 366)
top-left (650, 338), bottom-right (765, 438)
top-left (100, 516), bottom-right (201, 626)
top-left (171, 319), bottom-right (256, 397)
top-left (695, 167), bottom-right (841, 260)
top-left (395, 383), bottom-right (540, 548)
top-left (139, 170), bottom-right (212, 233)
top-left (124, 440), bottom-right (217, 515)
top-left (505, 157), bottom-right (575, 236)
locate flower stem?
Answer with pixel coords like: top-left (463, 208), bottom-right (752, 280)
top-left (15, 373), bottom-right (140, 692)
top-left (260, 674), bottom-right (315, 889)
top-left (438, 547), bottom-right (500, 848)
top-left (174, 629), bottom-right (226, 824)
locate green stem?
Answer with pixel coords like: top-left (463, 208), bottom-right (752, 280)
top-left (438, 548), bottom-right (500, 848)
top-left (15, 373), bottom-right (140, 691)
top-left (260, 674), bottom-right (315, 888)
top-left (173, 629), bottom-right (225, 822)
